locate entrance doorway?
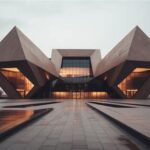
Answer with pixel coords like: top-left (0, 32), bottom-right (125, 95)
top-left (51, 91), bottom-right (109, 99)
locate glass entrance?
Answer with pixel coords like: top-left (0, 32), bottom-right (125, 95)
top-left (51, 91), bottom-right (109, 99)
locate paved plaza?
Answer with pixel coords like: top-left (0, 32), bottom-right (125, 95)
top-left (88, 100), bottom-right (150, 139)
top-left (0, 99), bottom-right (149, 150)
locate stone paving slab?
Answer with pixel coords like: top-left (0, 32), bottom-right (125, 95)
top-left (87, 101), bottom-right (150, 144)
top-left (0, 100), bottom-right (149, 150)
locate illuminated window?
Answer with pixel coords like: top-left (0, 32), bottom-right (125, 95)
top-left (59, 57), bottom-right (93, 83)
top-left (52, 56), bottom-right (109, 100)
top-left (52, 91), bottom-right (109, 99)
top-left (45, 72), bottom-right (50, 79)
top-left (118, 68), bottom-right (150, 98)
top-left (90, 92), bottom-right (109, 99)
top-left (60, 67), bottom-right (90, 78)
top-left (0, 68), bottom-right (34, 97)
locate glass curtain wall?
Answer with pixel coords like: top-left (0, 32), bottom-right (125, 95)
top-left (59, 57), bottom-right (93, 83)
top-left (118, 68), bottom-right (150, 98)
top-left (0, 68), bottom-right (34, 97)
top-left (51, 57), bottom-right (109, 99)
top-left (52, 92), bottom-right (109, 99)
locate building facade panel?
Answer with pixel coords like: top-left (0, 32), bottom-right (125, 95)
top-left (0, 26), bottom-right (149, 99)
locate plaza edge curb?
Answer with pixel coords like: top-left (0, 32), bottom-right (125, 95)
top-left (86, 102), bottom-right (150, 146)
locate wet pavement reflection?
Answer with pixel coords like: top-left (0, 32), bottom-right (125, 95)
top-left (0, 100), bottom-right (148, 150)
top-left (0, 110), bottom-right (33, 132)
top-left (0, 108), bottom-right (51, 140)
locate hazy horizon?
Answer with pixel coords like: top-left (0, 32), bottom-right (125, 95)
top-left (0, 0), bottom-right (150, 58)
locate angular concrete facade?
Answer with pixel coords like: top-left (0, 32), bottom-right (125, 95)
top-left (51, 49), bottom-right (101, 76)
top-left (0, 26), bottom-right (150, 99)
top-left (95, 26), bottom-right (150, 99)
top-left (0, 27), bottom-right (57, 99)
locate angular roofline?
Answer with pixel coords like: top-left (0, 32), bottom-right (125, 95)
top-left (51, 49), bottom-right (101, 76)
top-left (95, 26), bottom-right (150, 76)
top-left (0, 26), bottom-right (58, 77)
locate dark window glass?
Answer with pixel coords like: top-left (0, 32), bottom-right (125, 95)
top-left (59, 57), bottom-right (93, 83)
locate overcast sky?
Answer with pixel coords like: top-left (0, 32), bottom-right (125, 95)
top-left (0, 0), bottom-right (150, 58)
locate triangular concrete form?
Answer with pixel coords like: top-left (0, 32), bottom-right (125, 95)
top-left (15, 27), bottom-right (57, 76)
top-left (0, 26), bottom-right (58, 77)
top-left (95, 26), bottom-right (150, 76)
top-left (127, 26), bottom-right (150, 62)
top-left (0, 26), bottom-right (26, 62)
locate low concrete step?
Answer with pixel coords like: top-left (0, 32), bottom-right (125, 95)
top-left (87, 102), bottom-right (150, 146)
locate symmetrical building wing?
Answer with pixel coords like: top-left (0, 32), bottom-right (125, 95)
top-left (95, 26), bottom-right (150, 99)
top-left (0, 27), bottom-right (57, 99)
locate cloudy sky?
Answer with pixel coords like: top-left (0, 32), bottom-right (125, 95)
top-left (0, 0), bottom-right (150, 58)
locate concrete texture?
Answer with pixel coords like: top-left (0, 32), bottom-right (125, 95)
top-left (51, 49), bottom-right (101, 76)
top-left (87, 100), bottom-right (150, 145)
top-left (0, 99), bottom-right (148, 150)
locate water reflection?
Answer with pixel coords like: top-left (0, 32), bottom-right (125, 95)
top-left (0, 109), bottom-right (50, 136)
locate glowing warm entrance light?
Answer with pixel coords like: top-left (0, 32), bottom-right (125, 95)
top-left (118, 68), bottom-right (150, 98)
top-left (52, 57), bottom-right (110, 99)
top-left (59, 67), bottom-right (90, 78)
top-left (59, 57), bottom-right (93, 81)
top-left (0, 68), bottom-right (34, 97)
top-left (90, 92), bottom-right (108, 99)
top-left (52, 92), bottom-right (109, 99)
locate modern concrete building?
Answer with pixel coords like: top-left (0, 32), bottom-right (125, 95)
top-left (0, 26), bottom-right (150, 99)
